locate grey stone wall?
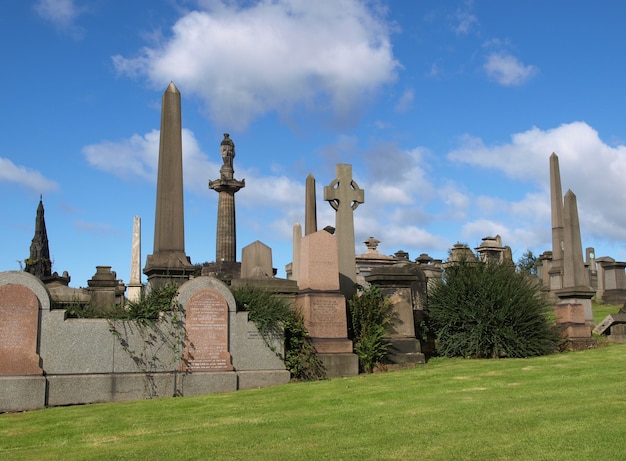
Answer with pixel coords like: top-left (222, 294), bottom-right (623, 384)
top-left (0, 272), bottom-right (289, 412)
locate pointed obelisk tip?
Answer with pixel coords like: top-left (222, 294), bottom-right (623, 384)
top-left (565, 189), bottom-right (575, 198)
top-left (166, 81), bottom-right (179, 93)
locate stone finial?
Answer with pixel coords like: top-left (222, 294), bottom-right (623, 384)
top-left (364, 237), bottom-right (380, 253)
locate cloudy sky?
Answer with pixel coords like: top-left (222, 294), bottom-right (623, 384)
top-left (2, 0), bottom-right (626, 287)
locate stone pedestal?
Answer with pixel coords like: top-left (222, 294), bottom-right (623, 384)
top-left (366, 264), bottom-right (427, 365)
top-left (295, 231), bottom-right (358, 377)
top-left (554, 302), bottom-right (596, 351)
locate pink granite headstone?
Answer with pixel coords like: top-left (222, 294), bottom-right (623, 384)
top-left (298, 230), bottom-right (339, 291)
top-left (181, 288), bottom-right (233, 371)
top-left (0, 284), bottom-right (42, 375)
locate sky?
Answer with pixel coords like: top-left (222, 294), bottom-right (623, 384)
top-left (2, 0), bottom-right (626, 288)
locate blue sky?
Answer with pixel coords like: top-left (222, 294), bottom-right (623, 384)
top-left (2, 0), bottom-right (626, 288)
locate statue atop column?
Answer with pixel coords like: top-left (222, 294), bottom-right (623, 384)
top-left (209, 134), bottom-right (246, 277)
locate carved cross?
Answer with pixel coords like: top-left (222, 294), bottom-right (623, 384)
top-left (323, 164), bottom-right (364, 298)
top-left (323, 164), bottom-right (364, 212)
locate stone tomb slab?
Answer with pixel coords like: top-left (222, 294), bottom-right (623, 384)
top-left (0, 283), bottom-right (42, 375)
top-left (295, 292), bottom-right (352, 353)
top-left (181, 288), bottom-right (233, 372)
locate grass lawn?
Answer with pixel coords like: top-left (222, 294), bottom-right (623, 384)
top-left (2, 342), bottom-right (626, 460)
top-left (593, 301), bottom-right (622, 324)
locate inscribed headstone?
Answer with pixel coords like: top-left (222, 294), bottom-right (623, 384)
top-left (0, 284), bottom-right (42, 375)
top-left (181, 288), bottom-right (233, 371)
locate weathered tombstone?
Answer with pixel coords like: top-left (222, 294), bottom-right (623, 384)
top-left (0, 284), bottom-right (42, 375)
top-left (86, 266), bottom-right (125, 309)
top-left (176, 277), bottom-right (237, 395)
top-left (599, 260), bottom-right (626, 305)
top-left (324, 164), bottom-right (364, 299)
top-left (365, 264), bottom-right (427, 365)
top-left (241, 240), bottom-right (273, 279)
top-left (0, 271), bottom-right (48, 412)
top-left (295, 230), bottom-right (358, 377)
top-left (179, 290), bottom-right (234, 373)
top-left (177, 276), bottom-right (290, 393)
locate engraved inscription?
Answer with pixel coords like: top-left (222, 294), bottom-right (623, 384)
top-left (182, 288), bottom-right (233, 371)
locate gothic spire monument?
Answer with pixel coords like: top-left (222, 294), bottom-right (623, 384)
top-left (209, 133), bottom-right (245, 277)
top-left (24, 197), bottom-right (70, 285)
top-left (25, 196), bottom-right (52, 279)
top-left (144, 82), bottom-right (195, 286)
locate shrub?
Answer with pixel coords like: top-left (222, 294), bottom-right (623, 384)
top-left (428, 259), bottom-right (557, 358)
top-left (348, 285), bottom-right (394, 373)
top-left (233, 286), bottom-right (324, 380)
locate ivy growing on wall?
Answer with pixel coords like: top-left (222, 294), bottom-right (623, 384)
top-left (233, 286), bottom-right (325, 381)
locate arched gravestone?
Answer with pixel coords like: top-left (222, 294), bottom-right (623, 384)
top-left (0, 271), bottom-right (48, 412)
top-left (0, 272), bottom-right (49, 376)
top-left (177, 277), bottom-right (235, 372)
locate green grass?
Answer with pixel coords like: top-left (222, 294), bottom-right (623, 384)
top-left (593, 301), bottom-right (622, 324)
top-left (2, 344), bottom-right (626, 460)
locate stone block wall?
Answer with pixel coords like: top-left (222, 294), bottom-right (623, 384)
top-left (0, 272), bottom-right (289, 413)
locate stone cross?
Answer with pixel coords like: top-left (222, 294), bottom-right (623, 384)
top-left (323, 164), bottom-right (364, 298)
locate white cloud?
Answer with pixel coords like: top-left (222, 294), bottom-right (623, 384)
top-left (453, 1), bottom-right (478, 35)
top-left (112, 0), bottom-right (398, 130)
top-left (82, 129), bottom-right (218, 195)
top-left (0, 157), bottom-right (59, 193)
top-left (395, 89), bottom-right (414, 112)
top-left (34, 0), bottom-right (85, 37)
top-left (484, 52), bottom-right (538, 86)
top-left (448, 121), bottom-right (626, 248)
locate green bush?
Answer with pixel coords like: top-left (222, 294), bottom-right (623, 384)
top-left (233, 286), bottom-right (324, 380)
top-left (428, 259), bottom-right (557, 358)
top-left (348, 285), bottom-right (394, 373)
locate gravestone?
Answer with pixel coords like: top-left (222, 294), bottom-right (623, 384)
top-left (305, 173), bottom-right (317, 236)
top-left (241, 240), bottom-right (273, 279)
top-left (365, 264), bottom-right (427, 365)
top-left (180, 288), bottom-right (234, 372)
top-left (0, 271), bottom-right (48, 412)
top-left (324, 164), bottom-right (364, 299)
top-left (0, 283), bottom-right (42, 375)
top-left (295, 230), bottom-right (358, 377)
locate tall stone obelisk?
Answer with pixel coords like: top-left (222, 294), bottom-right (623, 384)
top-left (209, 134), bottom-right (245, 276)
top-left (324, 164), bottom-right (364, 299)
top-left (127, 216), bottom-right (142, 303)
top-left (305, 174), bottom-right (317, 236)
top-left (144, 82), bottom-right (195, 287)
top-left (556, 190), bottom-right (596, 322)
top-left (548, 153), bottom-right (564, 291)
